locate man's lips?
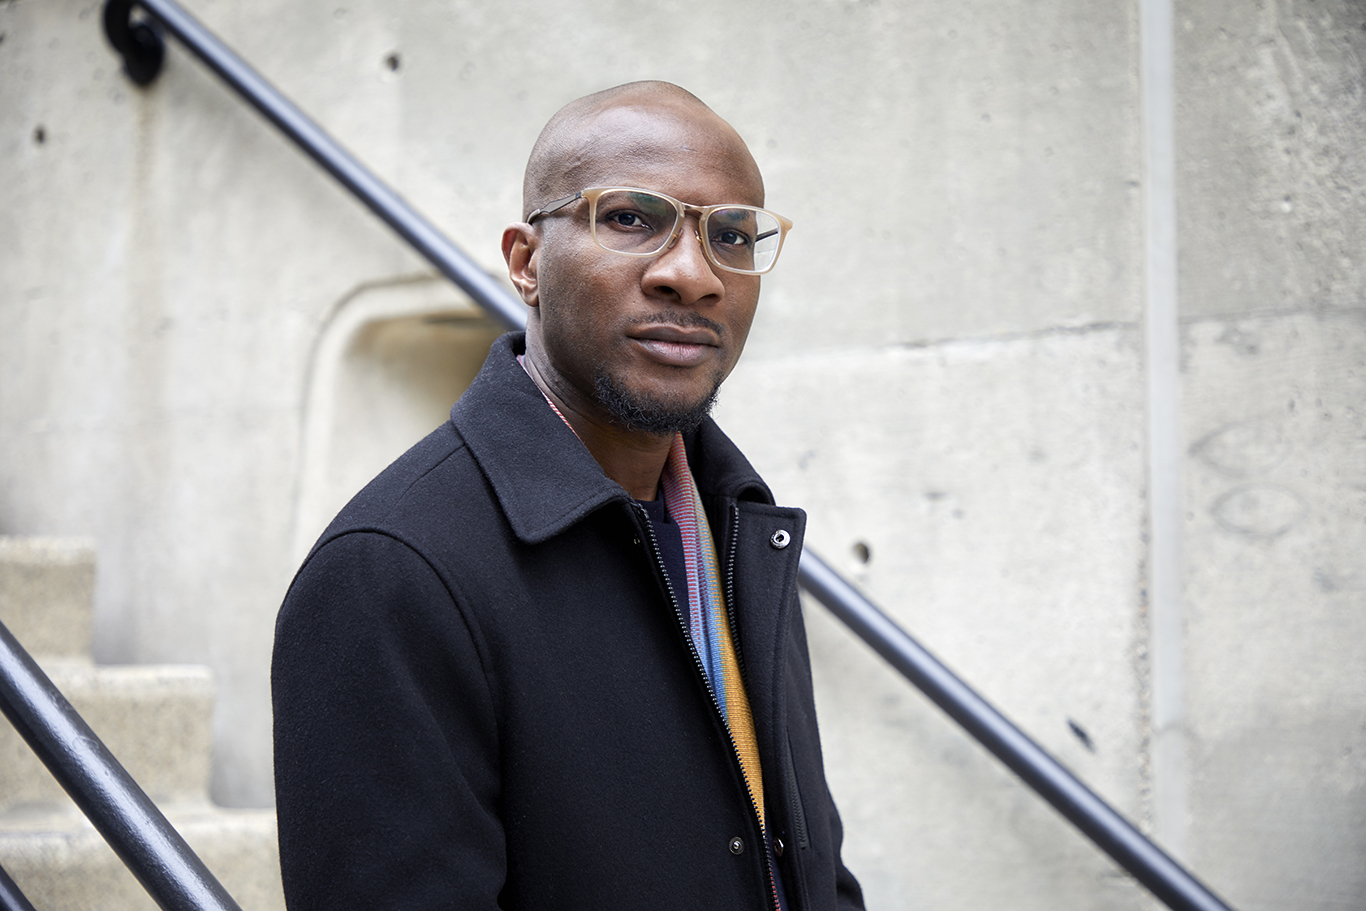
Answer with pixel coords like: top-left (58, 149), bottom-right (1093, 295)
top-left (629, 325), bottom-right (720, 367)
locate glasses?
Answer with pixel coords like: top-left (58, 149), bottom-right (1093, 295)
top-left (527, 187), bottom-right (793, 275)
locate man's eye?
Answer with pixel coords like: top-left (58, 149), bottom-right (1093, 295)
top-left (604, 210), bottom-right (651, 229)
top-left (712, 229), bottom-right (753, 248)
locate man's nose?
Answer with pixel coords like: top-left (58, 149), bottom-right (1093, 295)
top-left (644, 223), bottom-right (726, 304)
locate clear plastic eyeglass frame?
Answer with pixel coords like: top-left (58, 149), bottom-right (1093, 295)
top-left (526, 186), bottom-right (793, 275)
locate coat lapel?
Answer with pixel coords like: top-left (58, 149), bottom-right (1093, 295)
top-left (450, 333), bottom-right (625, 545)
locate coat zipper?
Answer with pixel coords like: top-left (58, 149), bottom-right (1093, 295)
top-left (722, 504), bottom-right (785, 911)
top-left (633, 502), bottom-right (782, 911)
top-left (783, 735), bottom-right (810, 850)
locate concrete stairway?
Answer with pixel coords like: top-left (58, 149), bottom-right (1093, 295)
top-left (0, 537), bottom-right (284, 911)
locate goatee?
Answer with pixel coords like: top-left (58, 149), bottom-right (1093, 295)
top-left (593, 370), bottom-right (722, 436)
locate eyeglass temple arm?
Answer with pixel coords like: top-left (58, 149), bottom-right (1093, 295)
top-left (526, 192), bottom-right (583, 223)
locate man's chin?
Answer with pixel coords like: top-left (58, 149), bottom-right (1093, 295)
top-left (593, 372), bottom-right (721, 436)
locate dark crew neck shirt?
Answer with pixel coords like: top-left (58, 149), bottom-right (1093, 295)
top-left (636, 495), bottom-right (688, 609)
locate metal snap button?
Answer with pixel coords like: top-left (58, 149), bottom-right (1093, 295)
top-left (728, 836), bottom-right (745, 855)
top-left (775, 837), bottom-right (785, 857)
top-left (770, 529), bottom-right (791, 549)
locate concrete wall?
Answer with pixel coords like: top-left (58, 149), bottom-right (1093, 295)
top-left (1171, 3), bottom-right (1366, 903)
top-left (1, 0), bottom-right (1362, 908)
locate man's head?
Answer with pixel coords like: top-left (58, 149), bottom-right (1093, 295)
top-left (502, 81), bottom-right (775, 437)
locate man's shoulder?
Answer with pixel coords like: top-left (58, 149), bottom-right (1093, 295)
top-left (312, 332), bottom-right (526, 548)
top-left (311, 419), bottom-right (494, 556)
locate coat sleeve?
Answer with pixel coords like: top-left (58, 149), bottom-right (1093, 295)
top-left (271, 531), bottom-right (504, 910)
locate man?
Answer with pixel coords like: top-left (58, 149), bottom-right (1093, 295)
top-left (272, 81), bottom-right (863, 911)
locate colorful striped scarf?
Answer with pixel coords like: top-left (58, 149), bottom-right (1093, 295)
top-left (659, 432), bottom-right (766, 831)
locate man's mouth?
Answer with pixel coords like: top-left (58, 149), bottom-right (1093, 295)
top-left (630, 325), bottom-right (720, 367)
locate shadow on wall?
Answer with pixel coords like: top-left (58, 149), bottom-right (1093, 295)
top-left (292, 275), bottom-right (503, 560)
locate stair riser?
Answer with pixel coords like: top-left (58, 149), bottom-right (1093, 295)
top-left (0, 666), bottom-right (214, 811)
top-left (0, 538), bottom-right (96, 661)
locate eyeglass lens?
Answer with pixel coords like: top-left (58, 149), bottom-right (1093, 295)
top-left (591, 189), bottom-right (783, 274)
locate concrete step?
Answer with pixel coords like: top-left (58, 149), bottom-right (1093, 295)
top-left (0, 661), bottom-right (214, 813)
top-left (0, 802), bottom-right (285, 911)
top-left (0, 537), bottom-right (95, 662)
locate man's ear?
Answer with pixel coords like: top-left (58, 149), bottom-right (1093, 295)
top-left (502, 223), bottom-right (540, 308)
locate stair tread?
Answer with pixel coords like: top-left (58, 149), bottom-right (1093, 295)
top-left (0, 803), bottom-right (284, 911)
top-left (0, 801), bottom-right (275, 837)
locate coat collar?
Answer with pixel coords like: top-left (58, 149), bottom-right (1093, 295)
top-left (450, 333), bottom-right (773, 545)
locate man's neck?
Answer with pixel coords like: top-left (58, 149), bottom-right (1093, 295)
top-left (521, 351), bottom-right (673, 501)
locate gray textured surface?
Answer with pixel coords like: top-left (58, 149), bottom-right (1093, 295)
top-left (1176, 0), bottom-right (1366, 321)
top-left (0, 537), bottom-right (95, 660)
top-left (1180, 311), bottom-right (1366, 911)
top-left (1171, 3), bottom-right (1366, 906)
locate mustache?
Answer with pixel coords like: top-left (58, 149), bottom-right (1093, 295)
top-left (627, 311), bottom-right (726, 339)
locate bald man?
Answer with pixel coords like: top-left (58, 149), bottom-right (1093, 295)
top-left (272, 82), bottom-right (864, 911)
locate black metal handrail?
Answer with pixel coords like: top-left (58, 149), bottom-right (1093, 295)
top-left (93, 2), bottom-right (1238, 910)
top-left (0, 620), bottom-right (242, 911)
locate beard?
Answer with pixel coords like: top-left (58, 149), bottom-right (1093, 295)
top-left (593, 367), bottom-right (724, 436)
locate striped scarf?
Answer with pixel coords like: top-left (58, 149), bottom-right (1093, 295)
top-left (659, 433), bottom-right (766, 831)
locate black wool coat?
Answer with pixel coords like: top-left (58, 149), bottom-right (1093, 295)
top-left (272, 332), bottom-right (864, 911)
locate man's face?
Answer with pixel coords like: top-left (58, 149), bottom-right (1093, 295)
top-left (517, 104), bottom-right (765, 435)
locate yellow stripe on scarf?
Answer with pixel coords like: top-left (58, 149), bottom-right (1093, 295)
top-left (718, 623), bottom-right (765, 829)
